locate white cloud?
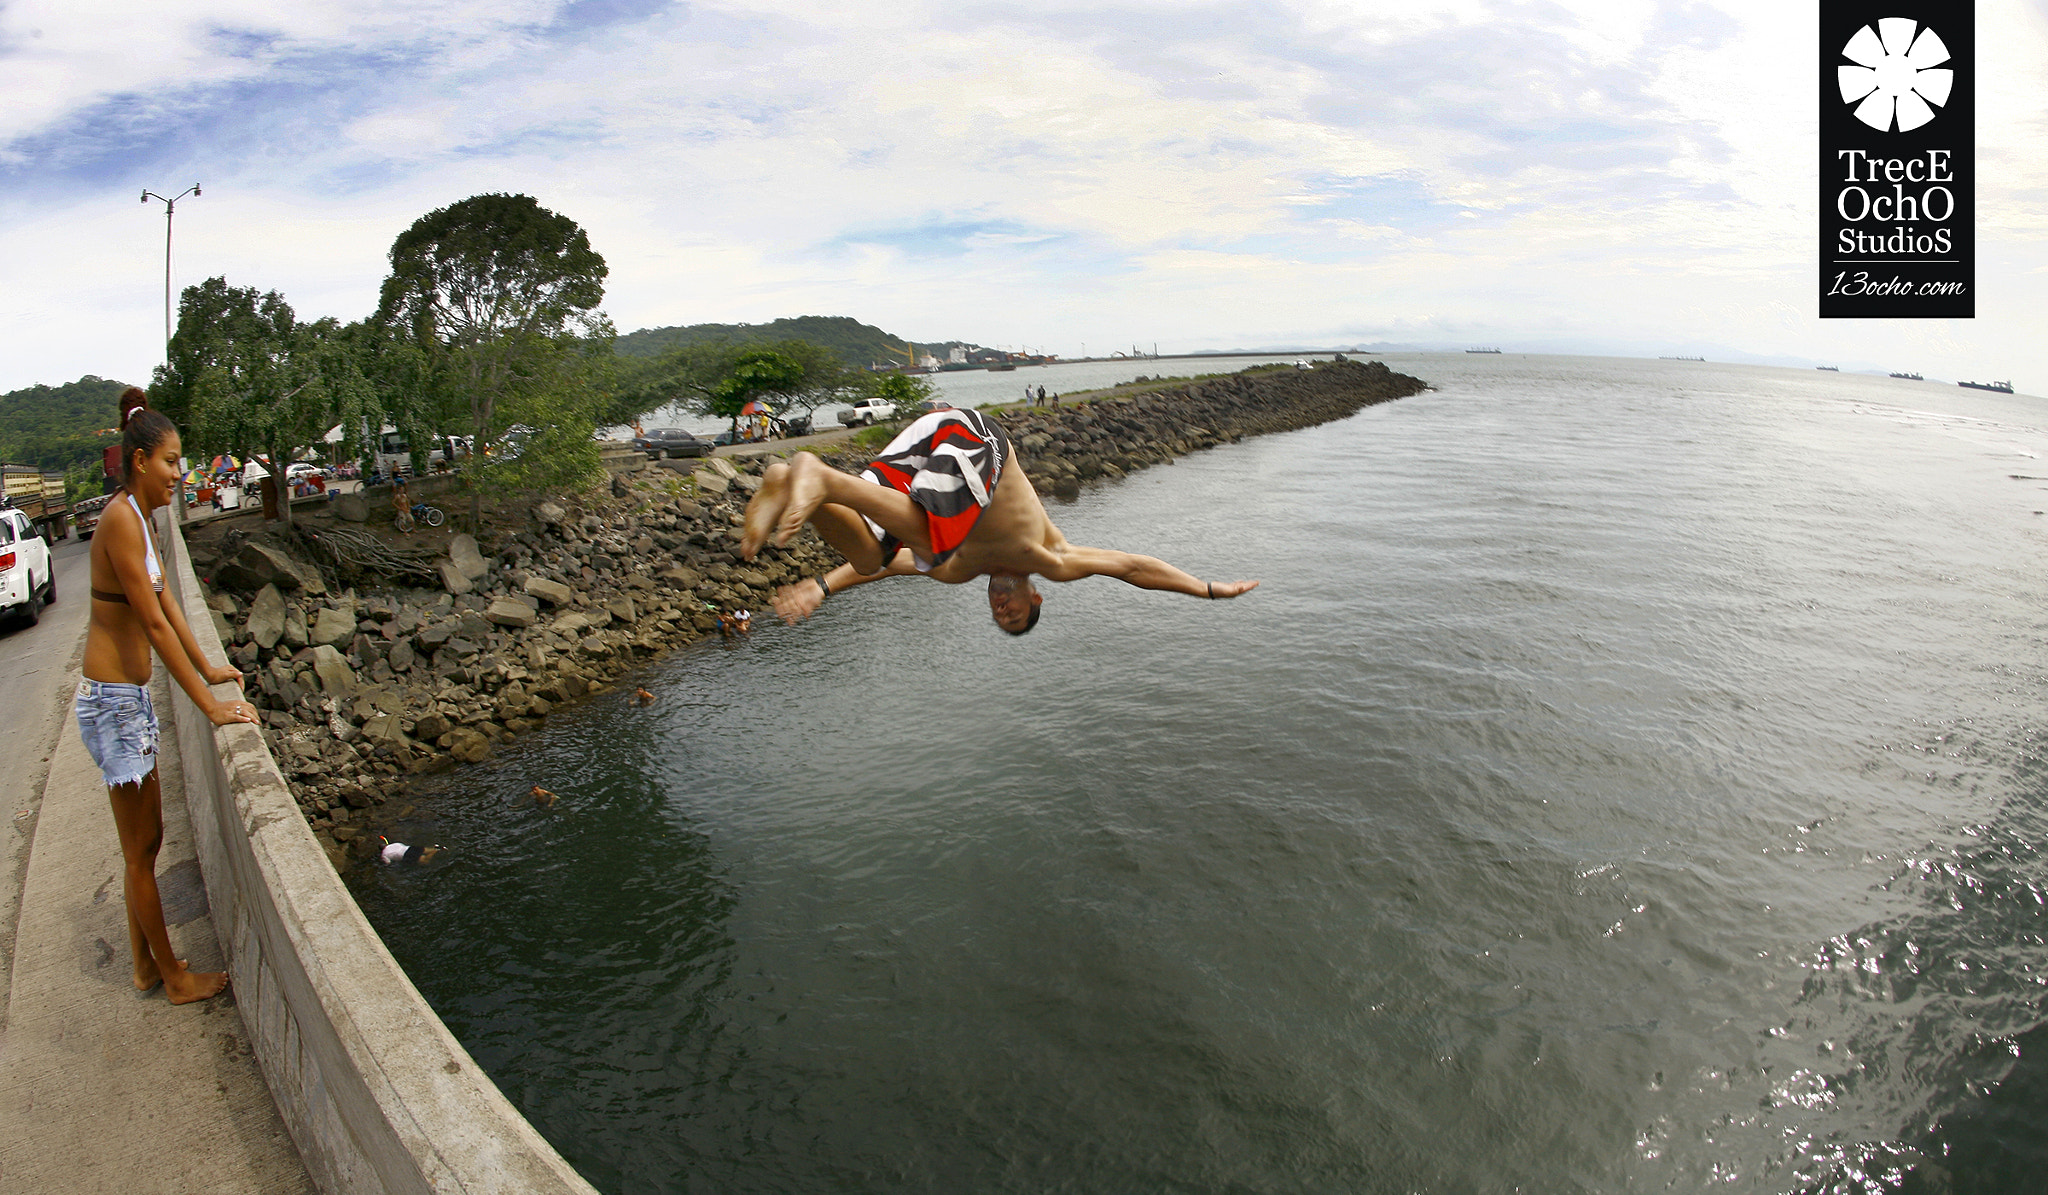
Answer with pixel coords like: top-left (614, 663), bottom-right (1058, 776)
top-left (2, 0), bottom-right (2045, 395)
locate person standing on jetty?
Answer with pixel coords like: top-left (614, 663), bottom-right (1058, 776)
top-left (78, 399), bottom-right (257, 1003)
top-left (740, 407), bottom-right (1258, 634)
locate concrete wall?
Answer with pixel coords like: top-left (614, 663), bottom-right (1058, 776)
top-left (161, 514), bottom-right (598, 1195)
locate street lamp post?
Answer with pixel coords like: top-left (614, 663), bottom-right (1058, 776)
top-left (141, 184), bottom-right (198, 523)
top-left (139, 184), bottom-right (200, 357)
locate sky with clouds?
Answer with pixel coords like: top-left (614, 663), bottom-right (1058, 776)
top-left (3, 0), bottom-right (2045, 397)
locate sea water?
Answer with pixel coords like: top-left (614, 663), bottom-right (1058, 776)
top-left (353, 355), bottom-right (2048, 1193)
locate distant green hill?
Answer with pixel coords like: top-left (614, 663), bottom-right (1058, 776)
top-left (0, 375), bottom-right (132, 471)
top-left (615, 315), bottom-right (958, 369)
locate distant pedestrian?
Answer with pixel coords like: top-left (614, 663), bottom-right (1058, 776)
top-left (1037, 385), bottom-right (1046, 404)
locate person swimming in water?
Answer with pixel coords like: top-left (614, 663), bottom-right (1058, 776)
top-left (378, 837), bottom-right (442, 865)
top-left (741, 408), bottom-right (1257, 634)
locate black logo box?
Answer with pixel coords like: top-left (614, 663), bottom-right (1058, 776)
top-left (1819, 1), bottom-right (1973, 319)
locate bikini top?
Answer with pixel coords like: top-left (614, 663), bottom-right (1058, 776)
top-left (89, 493), bottom-right (165, 604)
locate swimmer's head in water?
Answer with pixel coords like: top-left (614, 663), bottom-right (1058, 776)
top-left (987, 574), bottom-right (1041, 635)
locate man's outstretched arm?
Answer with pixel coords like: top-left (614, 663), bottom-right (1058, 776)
top-left (771, 550), bottom-right (924, 623)
top-left (1041, 545), bottom-right (1259, 599)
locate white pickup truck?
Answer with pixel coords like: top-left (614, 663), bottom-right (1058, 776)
top-left (836, 397), bottom-right (894, 427)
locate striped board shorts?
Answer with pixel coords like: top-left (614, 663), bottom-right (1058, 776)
top-left (860, 409), bottom-right (1010, 571)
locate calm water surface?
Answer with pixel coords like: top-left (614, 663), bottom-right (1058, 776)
top-left (355, 356), bottom-right (2048, 1193)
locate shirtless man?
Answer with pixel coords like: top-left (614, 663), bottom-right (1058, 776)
top-left (740, 408), bottom-right (1257, 634)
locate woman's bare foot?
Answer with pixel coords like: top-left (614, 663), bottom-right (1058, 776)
top-left (133, 956), bottom-right (163, 993)
top-left (1208, 580), bottom-right (1261, 599)
top-left (162, 961), bottom-right (229, 1005)
top-left (739, 463), bottom-right (791, 559)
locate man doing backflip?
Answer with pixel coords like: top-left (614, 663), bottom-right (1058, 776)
top-left (740, 407), bottom-right (1257, 634)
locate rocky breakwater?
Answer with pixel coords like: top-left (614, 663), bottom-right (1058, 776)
top-left (192, 359), bottom-right (1425, 867)
top-left (191, 455), bottom-right (844, 865)
top-left (824, 357), bottom-right (1428, 496)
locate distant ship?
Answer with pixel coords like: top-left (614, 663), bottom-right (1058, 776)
top-left (1816, 365), bottom-right (1838, 371)
top-left (1888, 371), bottom-right (1923, 380)
top-left (1465, 347), bottom-right (1502, 354)
top-left (1659, 356), bottom-right (1706, 362)
top-left (1958, 380), bottom-right (2014, 394)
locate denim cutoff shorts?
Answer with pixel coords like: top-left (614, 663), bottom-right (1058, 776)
top-left (75, 679), bottom-right (159, 789)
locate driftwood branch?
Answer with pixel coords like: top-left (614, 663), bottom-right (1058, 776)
top-left (292, 524), bottom-right (443, 584)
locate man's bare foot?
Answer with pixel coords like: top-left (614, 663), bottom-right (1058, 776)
top-left (162, 962), bottom-right (228, 1004)
top-left (773, 454), bottom-right (828, 548)
top-left (739, 463), bottom-right (791, 559)
top-left (1209, 580), bottom-right (1261, 599)
top-left (134, 956), bottom-right (162, 993)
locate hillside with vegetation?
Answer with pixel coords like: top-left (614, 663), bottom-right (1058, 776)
top-left (0, 375), bottom-right (130, 470)
top-left (614, 315), bottom-right (956, 370)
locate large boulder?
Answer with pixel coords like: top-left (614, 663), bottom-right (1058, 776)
top-left (446, 727), bottom-right (494, 763)
top-left (692, 471), bottom-right (732, 497)
top-left (247, 584), bottom-right (287, 650)
top-left (485, 597), bottom-right (535, 628)
top-left (215, 541), bottom-right (305, 592)
top-left (523, 575), bottom-right (574, 606)
top-left (448, 533), bottom-right (489, 581)
top-left (308, 645), bottom-right (358, 698)
top-left (438, 561), bottom-right (473, 595)
top-left (359, 714), bottom-right (409, 750)
top-left (311, 606), bottom-right (356, 651)
top-left (333, 492), bottom-right (369, 523)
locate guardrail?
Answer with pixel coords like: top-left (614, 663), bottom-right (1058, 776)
top-left (160, 510), bottom-right (598, 1194)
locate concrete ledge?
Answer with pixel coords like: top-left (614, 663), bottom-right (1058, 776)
top-left (162, 515), bottom-right (597, 1194)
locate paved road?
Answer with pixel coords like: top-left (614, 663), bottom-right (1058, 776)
top-left (0, 535), bottom-right (93, 994)
top-left (0, 529), bottom-right (312, 1193)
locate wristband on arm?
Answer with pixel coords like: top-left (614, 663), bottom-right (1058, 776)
top-left (817, 575), bottom-right (832, 599)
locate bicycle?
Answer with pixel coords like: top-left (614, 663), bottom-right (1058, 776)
top-left (393, 502), bottom-right (444, 532)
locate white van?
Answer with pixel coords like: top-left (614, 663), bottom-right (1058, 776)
top-left (373, 428), bottom-right (446, 477)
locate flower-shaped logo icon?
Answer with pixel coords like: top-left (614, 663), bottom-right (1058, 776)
top-left (1838, 18), bottom-right (1953, 132)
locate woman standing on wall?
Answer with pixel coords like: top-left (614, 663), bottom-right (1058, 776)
top-left (77, 397), bottom-right (256, 1003)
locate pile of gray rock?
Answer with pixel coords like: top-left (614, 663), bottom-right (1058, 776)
top-left (193, 359), bottom-right (1426, 864)
top-left (194, 455), bottom-right (840, 859)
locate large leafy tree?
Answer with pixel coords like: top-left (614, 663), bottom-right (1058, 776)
top-left (153, 277), bottom-right (376, 528)
top-left (856, 370), bottom-right (936, 419)
top-left (374, 193), bottom-right (612, 524)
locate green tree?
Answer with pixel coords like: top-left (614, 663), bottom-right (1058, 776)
top-left (375, 193), bottom-right (612, 525)
top-left (607, 338), bottom-right (862, 433)
top-left (152, 277), bottom-right (377, 529)
top-left (858, 370), bottom-right (936, 419)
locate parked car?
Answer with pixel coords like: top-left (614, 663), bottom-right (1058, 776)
top-left (712, 428), bottom-right (742, 447)
top-left (914, 400), bottom-right (954, 414)
top-left (286, 462), bottom-right (327, 484)
top-left (634, 428), bottom-right (713, 459)
top-left (0, 505), bottom-right (56, 627)
top-left (837, 397), bottom-right (895, 426)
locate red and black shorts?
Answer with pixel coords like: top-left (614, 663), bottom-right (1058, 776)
top-left (859, 409), bottom-right (1009, 570)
